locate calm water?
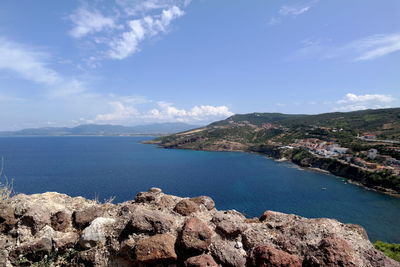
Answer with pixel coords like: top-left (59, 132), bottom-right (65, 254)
top-left (1, 136), bottom-right (399, 243)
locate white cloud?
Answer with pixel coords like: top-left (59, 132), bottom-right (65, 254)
top-left (94, 101), bottom-right (138, 121)
top-left (144, 102), bottom-right (234, 122)
top-left (67, 1), bottom-right (188, 61)
top-left (333, 93), bottom-right (396, 112)
top-left (0, 38), bottom-right (61, 85)
top-left (69, 7), bottom-right (116, 38)
top-left (108, 6), bottom-right (184, 59)
top-left (337, 93), bottom-right (394, 104)
top-left (93, 100), bottom-right (233, 124)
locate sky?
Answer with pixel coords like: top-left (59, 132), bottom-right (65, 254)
top-left (0, 0), bottom-right (399, 130)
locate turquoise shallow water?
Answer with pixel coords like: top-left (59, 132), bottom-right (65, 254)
top-left (1, 136), bottom-right (399, 243)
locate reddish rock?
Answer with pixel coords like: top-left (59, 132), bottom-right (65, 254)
top-left (303, 236), bottom-right (357, 267)
top-left (190, 196), bottom-right (215, 211)
top-left (180, 217), bottom-right (212, 254)
top-left (73, 205), bottom-right (103, 229)
top-left (249, 245), bottom-right (302, 267)
top-left (134, 233), bottom-right (177, 264)
top-left (364, 248), bottom-right (400, 267)
top-left (185, 254), bottom-right (219, 267)
top-left (134, 190), bottom-right (160, 203)
top-left (174, 199), bottom-right (200, 216)
top-left (125, 207), bottom-right (174, 235)
top-left (51, 210), bottom-right (71, 232)
top-left (0, 204), bottom-right (17, 232)
top-left (53, 232), bottom-right (79, 251)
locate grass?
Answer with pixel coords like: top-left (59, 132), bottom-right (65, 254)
top-left (0, 156), bottom-right (13, 203)
top-left (374, 241), bottom-right (400, 262)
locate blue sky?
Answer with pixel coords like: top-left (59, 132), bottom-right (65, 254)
top-left (0, 0), bottom-right (399, 130)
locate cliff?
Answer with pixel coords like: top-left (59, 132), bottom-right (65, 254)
top-left (0, 188), bottom-right (398, 267)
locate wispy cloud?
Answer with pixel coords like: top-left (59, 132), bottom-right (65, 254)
top-left (279, 4), bottom-right (312, 16)
top-left (68, 0), bottom-right (189, 61)
top-left (289, 33), bottom-right (400, 61)
top-left (333, 93), bottom-right (396, 112)
top-left (352, 33), bottom-right (400, 61)
top-left (69, 7), bottom-right (116, 38)
top-left (269, 1), bottom-right (318, 26)
top-left (0, 38), bottom-right (61, 85)
top-left (0, 37), bottom-right (87, 97)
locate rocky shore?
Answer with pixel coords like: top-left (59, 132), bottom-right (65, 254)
top-left (0, 188), bottom-right (399, 267)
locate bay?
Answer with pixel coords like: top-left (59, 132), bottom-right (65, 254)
top-left (1, 136), bottom-right (399, 243)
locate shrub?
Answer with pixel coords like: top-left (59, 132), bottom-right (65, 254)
top-left (374, 240), bottom-right (400, 262)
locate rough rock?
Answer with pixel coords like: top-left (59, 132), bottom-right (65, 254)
top-left (53, 232), bottom-right (79, 251)
top-left (79, 217), bottom-right (116, 249)
top-left (180, 217), bottom-right (213, 255)
top-left (190, 196), bottom-right (215, 211)
top-left (134, 233), bottom-right (177, 264)
top-left (210, 238), bottom-right (247, 267)
top-left (0, 189), bottom-right (398, 267)
top-left (0, 204), bottom-right (17, 233)
top-left (73, 205), bottom-right (103, 229)
top-left (121, 206), bottom-right (174, 236)
top-left (174, 199), bottom-right (200, 216)
top-left (50, 210), bottom-right (71, 232)
top-left (249, 245), bottom-right (302, 267)
top-left (212, 211), bottom-right (246, 239)
top-left (185, 254), bottom-right (219, 267)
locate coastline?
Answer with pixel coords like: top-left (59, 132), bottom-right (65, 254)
top-left (145, 140), bottom-right (400, 198)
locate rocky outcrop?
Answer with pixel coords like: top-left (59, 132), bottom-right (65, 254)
top-left (0, 189), bottom-right (399, 267)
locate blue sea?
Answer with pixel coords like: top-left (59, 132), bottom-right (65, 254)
top-left (1, 136), bottom-right (399, 243)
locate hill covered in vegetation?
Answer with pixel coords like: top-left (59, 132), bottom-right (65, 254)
top-left (150, 108), bottom-right (400, 195)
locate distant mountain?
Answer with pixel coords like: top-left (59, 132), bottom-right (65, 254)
top-left (0, 123), bottom-right (199, 136)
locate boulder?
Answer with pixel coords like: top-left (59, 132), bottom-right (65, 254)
top-left (0, 205), bottom-right (17, 233)
top-left (185, 254), bottom-right (219, 267)
top-left (249, 245), bottom-right (302, 267)
top-left (190, 196), bottom-right (215, 211)
top-left (19, 204), bottom-right (51, 234)
top-left (180, 217), bottom-right (212, 255)
top-left (134, 233), bottom-right (177, 264)
top-left (79, 217), bottom-right (116, 249)
top-left (212, 211), bottom-right (246, 239)
top-left (50, 210), bottom-right (71, 232)
top-left (134, 189), bottom-right (161, 203)
top-left (210, 239), bottom-right (247, 267)
top-left (53, 232), bottom-right (79, 251)
top-left (73, 205), bottom-right (103, 229)
top-left (121, 207), bottom-right (174, 236)
top-left (174, 199), bottom-right (200, 216)
top-left (303, 236), bottom-right (357, 267)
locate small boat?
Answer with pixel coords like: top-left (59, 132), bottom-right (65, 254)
top-left (321, 187), bottom-right (327, 190)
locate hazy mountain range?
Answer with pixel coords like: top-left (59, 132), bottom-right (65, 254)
top-left (0, 123), bottom-right (199, 136)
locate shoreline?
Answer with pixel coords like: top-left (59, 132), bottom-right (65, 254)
top-left (148, 141), bottom-right (400, 198)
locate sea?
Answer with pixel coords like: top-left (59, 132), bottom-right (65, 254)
top-left (0, 136), bottom-right (399, 243)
